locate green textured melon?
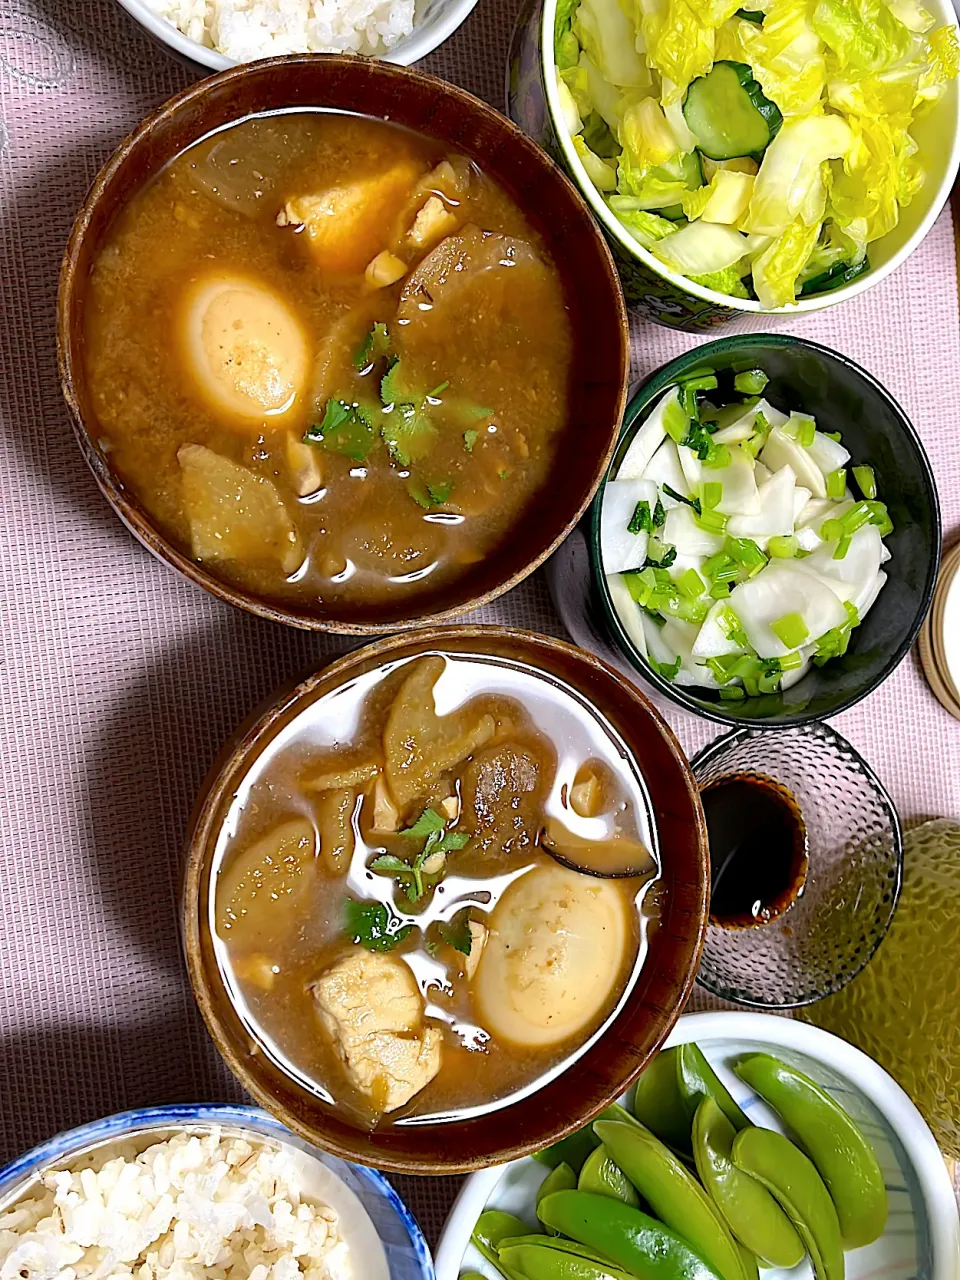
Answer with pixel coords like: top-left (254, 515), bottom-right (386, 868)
top-left (803, 819), bottom-right (960, 1157)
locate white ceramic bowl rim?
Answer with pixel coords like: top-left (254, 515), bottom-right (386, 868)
top-left (435, 1011), bottom-right (960, 1280)
top-left (113, 0), bottom-right (479, 67)
top-left (0, 1103), bottom-right (435, 1280)
top-left (539, 0), bottom-right (960, 315)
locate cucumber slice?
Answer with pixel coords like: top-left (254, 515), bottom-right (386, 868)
top-left (683, 62), bottom-right (782, 161)
top-left (798, 257), bottom-right (870, 297)
top-left (656, 151), bottom-right (704, 221)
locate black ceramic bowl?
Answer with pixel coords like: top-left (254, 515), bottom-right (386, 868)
top-left (588, 335), bottom-right (941, 727)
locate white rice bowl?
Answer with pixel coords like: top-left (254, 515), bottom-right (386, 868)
top-left (140, 0), bottom-right (416, 58)
top-left (0, 1128), bottom-right (380, 1280)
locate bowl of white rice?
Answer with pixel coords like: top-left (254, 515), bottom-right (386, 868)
top-left (115, 0), bottom-right (478, 68)
top-left (0, 1103), bottom-right (434, 1280)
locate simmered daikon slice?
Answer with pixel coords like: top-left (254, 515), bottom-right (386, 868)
top-left (680, 444), bottom-right (760, 516)
top-left (807, 428), bottom-right (851, 477)
top-left (860, 569), bottom-right (887, 619)
top-left (711, 397), bottom-right (786, 444)
top-left (178, 444), bottom-right (303, 574)
top-left (794, 497), bottom-right (852, 551)
top-left (780, 653), bottom-right (812, 690)
top-left (661, 617), bottom-right (720, 687)
top-left (601, 478), bottom-right (656, 572)
top-left (729, 560), bottom-right (848, 658)
top-left (664, 504), bottom-right (726, 556)
top-left (792, 485), bottom-right (811, 523)
top-left (617, 388), bottom-right (680, 479)
top-left (645, 439), bottom-right (691, 504)
top-left (760, 425), bottom-right (826, 497)
top-left (692, 599), bottom-right (747, 660)
top-left (754, 459), bottom-right (774, 485)
top-left (727, 464), bottom-right (796, 541)
top-left (799, 523), bottom-right (883, 613)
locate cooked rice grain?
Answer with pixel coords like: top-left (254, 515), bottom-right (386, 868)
top-left (142, 0), bottom-right (416, 58)
top-left (0, 1129), bottom-right (352, 1280)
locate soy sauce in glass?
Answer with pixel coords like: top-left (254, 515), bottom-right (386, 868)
top-left (702, 773), bottom-right (808, 929)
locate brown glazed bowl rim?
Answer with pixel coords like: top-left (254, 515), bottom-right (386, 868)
top-left (182, 625), bottom-right (709, 1173)
top-left (57, 54), bottom-right (629, 635)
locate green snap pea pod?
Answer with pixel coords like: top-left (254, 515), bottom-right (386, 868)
top-left (692, 1098), bottom-right (804, 1269)
top-left (538, 1191), bottom-right (724, 1280)
top-left (472, 1211), bottom-right (533, 1280)
top-left (735, 1053), bottom-right (887, 1249)
top-left (594, 1121), bottom-right (748, 1280)
top-left (631, 1047), bottom-right (692, 1152)
top-left (498, 1237), bottom-right (612, 1264)
top-left (732, 1128), bottom-right (844, 1280)
top-left (500, 1244), bottom-right (636, 1280)
top-left (677, 1044), bottom-right (749, 1132)
top-left (540, 1163), bottom-right (578, 1235)
top-left (534, 1104), bottom-right (639, 1172)
top-left (579, 1145), bottom-right (640, 1207)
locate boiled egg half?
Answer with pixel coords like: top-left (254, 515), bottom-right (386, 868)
top-left (473, 863), bottom-right (631, 1049)
top-left (180, 273), bottom-right (309, 424)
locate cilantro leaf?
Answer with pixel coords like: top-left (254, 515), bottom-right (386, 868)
top-left (369, 854), bottom-right (413, 874)
top-left (384, 404), bottom-right (437, 466)
top-left (463, 429), bottom-right (478, 453)
top-left (407, 479), bottom-right (432, 509)
top-left (438, 912), bottom-right (473, 956)
top-left (437, 830), bottom-right (470, 853)
top-left (306, 399), bottom-right (376, 463)
top-left (428, 381), bottom-right (450, 398)
top-left (400, 808), bottom-right (446, 839)
top-left (428, 480), bottom-right (453, 505)
top-left (354, 321), bottom-right (391, 371)
top-left (380, 359), bottom-right (405, 407)
top-left (344, 900), bottom-right (411, 953)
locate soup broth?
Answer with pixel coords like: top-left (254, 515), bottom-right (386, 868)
top-left (211, 652), bottom-right (661, 1129)
top-left (83, 111), bottom-right (574, 617)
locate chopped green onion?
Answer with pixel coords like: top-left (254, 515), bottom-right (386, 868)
top-left (821, 517), bottom-right (843, 541)
top-left (623, 567), bottom-right (656, 604)
top-left (650, 655), bottom-right (682, 681)
top-left (704, 552), bottom-right (738, 583)
top-left (663, 484), bottom-right (701, 513)
top-left (733, 369), bottom-right (769, 395)
top-left (779, 650), bottom-right (804, 671)
top-left (833, 533), bottom-right (852, 559)
top-left (703, 442), bottom-right (732, 469)
top-left (827, 467), bottom-right (847, 500)
top-left (710, 581), bottom-right (731, 598)
top-left (697, 509), bottom-right (729, 535)
top-left (797, 417), bottom-right (816, 448)
top-left (717, 606), bottom-right (750, 649)
top-left (677, 568), bottom-right (706, 599)
top-left (771, 612), bottom-right (809, 649)
top-left (768, 534), bottom-right (799, 558)
top-left (719, 685), bottom-right (746, 701)
top-left (628, 500), bottom-right (653, 535)
top-left (841, 501), bottom-right (873, 534)
top-left (663, 398), bottom-right (688, 443)
top-left (701, 482), bottom-right (723, 511)
top-left (682, 371), bottom-right (718, 392)
top-left (742, 433), bottom-right (764, 460)
top-left (653, 498), bottom-right (666, 528)
top-left (823, 430), bottom-right (843, 443)
top-left (682, 421), bottom-right (718, 462)
top-left (865, 500), bottom-right (894, 536)
top-left (852, 465), bottom-right (877, 500)
top-left (754, 411), bottom-right (769, 434)
top-left (758, 670), bottom-right (782, 694)
top-left (645, 539), bottom-right (678, 568)
top-left (726, 536), bottom-right (767, 576)
top-left (680, 385), bottom-right (699, 423)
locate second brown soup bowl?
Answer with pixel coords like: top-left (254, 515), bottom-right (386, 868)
top-left (58, 55), bottom-right (628, 633)
top-left (183, 626), bottom-right (709, 1173)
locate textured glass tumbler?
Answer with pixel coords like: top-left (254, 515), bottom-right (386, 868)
top-left (692, 722), bottom-right (903, 1008)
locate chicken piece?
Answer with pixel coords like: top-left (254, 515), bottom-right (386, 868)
top-left (407, 196), bottom-right (458, 252)
top-left (178, 444), bottom-right (303, 574)
top-left (278, 159), bottom-right (424, 275)
top-left (286, 433), bottom-right (323, 497)
top-left (365, 251), bottom-right (408, 289)
top-left (313, 950), bottom-right (442, 1113)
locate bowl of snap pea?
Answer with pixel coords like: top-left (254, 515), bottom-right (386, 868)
top-left (436, 1012), bottom-right (960, 1280)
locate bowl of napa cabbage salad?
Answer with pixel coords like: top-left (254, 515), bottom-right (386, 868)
top-left (507, 0), bottom-right (960, 328)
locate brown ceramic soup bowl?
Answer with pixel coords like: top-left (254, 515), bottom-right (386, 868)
top-left (58, 56), bottom-right (628, 633)
top-left (183, 626), bottom-right (709, 1173)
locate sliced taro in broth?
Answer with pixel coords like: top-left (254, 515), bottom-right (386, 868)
top-left (82, 112), bottom-right (574, 615)
top-left (211, 652), bottom-right (662, 1130)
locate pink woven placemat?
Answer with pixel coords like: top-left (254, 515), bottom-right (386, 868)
top-left (1, 0), bottom-right (959, 1244)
